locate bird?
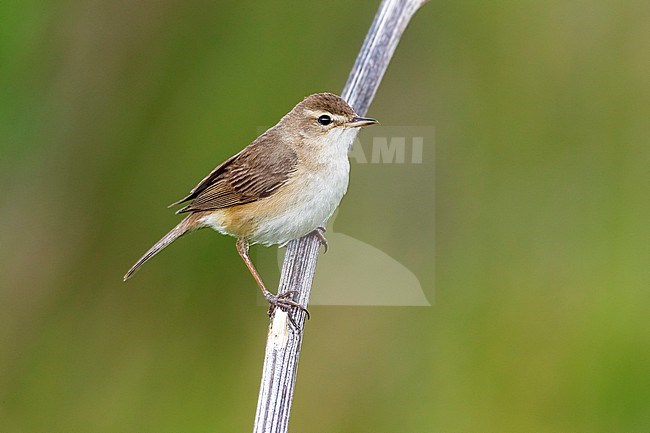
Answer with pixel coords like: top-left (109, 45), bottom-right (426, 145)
top-left (123, 92), bottom-right (378, 319)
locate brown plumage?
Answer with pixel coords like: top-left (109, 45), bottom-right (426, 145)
top-left (123, 92), bottom-right (378, 322)
top-left (172, 130), bottom-right (298, 213)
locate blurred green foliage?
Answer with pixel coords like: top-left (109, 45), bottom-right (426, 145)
top-left (1, 0), bottom-right (649, 432)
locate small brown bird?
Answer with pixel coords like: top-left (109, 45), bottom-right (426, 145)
top-left (123, 93), bottom-right (377, 316)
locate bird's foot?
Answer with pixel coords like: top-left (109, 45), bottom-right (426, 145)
top-left (265, 290), bottom-right (310, 329)
top-left (311, 226), bottom-right (328, 253)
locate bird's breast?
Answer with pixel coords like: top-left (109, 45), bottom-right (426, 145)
top-left (247, 153), bottom-right (349, 246)
top-left (201, 128), bottom-right (357, 246)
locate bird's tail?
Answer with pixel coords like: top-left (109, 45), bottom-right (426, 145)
top-left (123, 214), bottom-right (202, 281)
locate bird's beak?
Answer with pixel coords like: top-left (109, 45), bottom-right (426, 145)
top-left (345, 116), bottom-right (379, 128)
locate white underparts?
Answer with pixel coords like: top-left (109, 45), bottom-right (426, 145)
top-left (200, 127), bottom-right (358, 246)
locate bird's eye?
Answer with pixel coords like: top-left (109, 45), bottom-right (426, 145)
top-left (317, 115), bottom-right (332, 126)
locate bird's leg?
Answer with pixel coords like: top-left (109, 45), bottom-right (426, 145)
top-left (235, 238), bottom-right (310, 326)
top-left (311, 225), bottom-right (328, 253)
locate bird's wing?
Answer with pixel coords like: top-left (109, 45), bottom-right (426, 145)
top-left (168, 150), bottom-right (243, 208)
top-left (173, 139), bottom-right (298, 213)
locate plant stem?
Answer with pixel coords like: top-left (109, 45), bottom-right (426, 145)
top-left (253, 1), bottom-right (428, 432)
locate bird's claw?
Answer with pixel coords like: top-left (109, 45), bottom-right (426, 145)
top-left (312, 226), bottom-right (328, 253)
top-left (266, 291), bottom-right (310, 329)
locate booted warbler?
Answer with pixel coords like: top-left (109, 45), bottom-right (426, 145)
top-left (124, 93), bottom-right (378, 317)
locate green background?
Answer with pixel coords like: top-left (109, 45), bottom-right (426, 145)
top-left (2, 0), bottom-right (649, 431)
